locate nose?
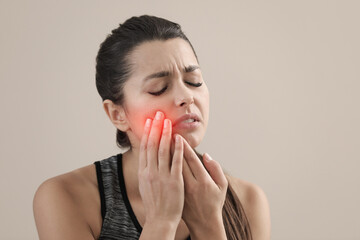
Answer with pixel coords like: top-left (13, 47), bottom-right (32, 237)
top-left (178, 96), bottom-right (194, 107)
top-left (174, 81), bottom-right (195, 107)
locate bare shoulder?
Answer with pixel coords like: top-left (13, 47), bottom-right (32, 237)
top-left (227, 175), bottom-right (271, 240)
top-left (33, 164), bottom-right (101, 240)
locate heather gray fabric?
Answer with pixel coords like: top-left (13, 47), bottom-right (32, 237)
top-left (94, 153), bottom-right (191, 240)
top-left (94, 154), bottom-right (141, 239)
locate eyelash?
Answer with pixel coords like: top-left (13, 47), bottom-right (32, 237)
top-left (149, 82), bottom-right (203, 96)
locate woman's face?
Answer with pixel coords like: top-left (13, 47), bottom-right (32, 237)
top-left (122, 38), bottom-right (209, 149)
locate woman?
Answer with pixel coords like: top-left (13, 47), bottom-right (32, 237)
top-left (33, 15), bottom-right (271, 240)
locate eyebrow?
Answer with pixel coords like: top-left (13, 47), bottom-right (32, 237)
top-left (143, 65), bottom-right (200, 82)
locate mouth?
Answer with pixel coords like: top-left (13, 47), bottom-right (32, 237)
top-left (173, 113), bottom-right (201, 127)
top-left (172, 113), bottom-right (201, 130)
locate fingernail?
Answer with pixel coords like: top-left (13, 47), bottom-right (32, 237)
top-left (205, 153), bottom-right (212, 161)
top-left (176, 134), bottom-right (180, 143)
top-left (145, 118), bottom-right (151, 128)
top-left (164, 119), bottom-right (169, 129)
top-left (155, 111), bottom-right (162, 120)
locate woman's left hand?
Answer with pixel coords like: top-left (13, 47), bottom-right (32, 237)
top-left (172, 135), bottom-right (228, 231)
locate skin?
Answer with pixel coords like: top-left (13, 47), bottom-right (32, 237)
top-left (33, 38), bottom-right (271, 240)
top-left (111, 38), bottom-right (209, 149)
top-left (136, 111), bottom-right (228, 240)
top-left (104, 38), bottom-right (227, 239)
top-left (104, 38), bottom-right (210, 204)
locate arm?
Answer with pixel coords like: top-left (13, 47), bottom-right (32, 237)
top-left (188, 180), bottom-right (271, 240)
top-left (187, 215), bottom-right (227, 240)
top-left (244, 183), bottom-right (271, 240)
top-left (139, 220), bottom-right (179, 240)
top-left (232, 178), bottom-right (272, 240)
top-left (33, 178), bottom-right (95, 240)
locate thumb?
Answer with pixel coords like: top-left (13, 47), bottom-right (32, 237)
top-left (203, 153), bottom-right (228, 190)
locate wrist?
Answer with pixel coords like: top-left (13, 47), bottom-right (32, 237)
top-left (186, 212), bottom-right (223, 230)
top-left (146, 218), bottom-right (179, 230)
top-left (141, 220), bottom-right (179, 240)
top-left (187, 215), bottom-right (227, 240)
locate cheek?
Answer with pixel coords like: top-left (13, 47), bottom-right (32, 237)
top-left (200, 87), bottom-right (210, 111)
top-left (128, 106), bottom-right (153, 139)
top-left (127, 104), bottom-right (167, 141)
top-left (200, 87), bottom-right (210, 124)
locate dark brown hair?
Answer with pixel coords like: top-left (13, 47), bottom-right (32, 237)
top-left (95, 15), bottom-right (252, 240)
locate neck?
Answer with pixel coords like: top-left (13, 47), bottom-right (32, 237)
top-left (122, 148), bottom-right (142, 199)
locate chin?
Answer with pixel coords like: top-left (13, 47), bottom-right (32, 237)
top-left (177, 131), bottom-right (204, 149)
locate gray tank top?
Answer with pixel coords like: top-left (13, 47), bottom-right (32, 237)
top-left (94, 153), bottom-right (191, 240)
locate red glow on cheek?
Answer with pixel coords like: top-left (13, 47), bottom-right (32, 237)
top-left (129, 107), bottom-right (172, 140)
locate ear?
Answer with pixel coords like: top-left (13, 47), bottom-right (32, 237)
top-left (103, 99), bottom-right (130, 132)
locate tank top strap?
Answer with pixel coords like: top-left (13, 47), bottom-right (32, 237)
top-left (94, 161), bottom-right (106, 220)
top-left (93, 153), bottom-right (141, 239)
top-left (94, 153), bottom-right (191, 239)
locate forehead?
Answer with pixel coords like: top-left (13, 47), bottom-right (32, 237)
top-left (129, 38), bottom-right (198, 76)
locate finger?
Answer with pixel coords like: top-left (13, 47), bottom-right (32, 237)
top-left (147, 111), bottom-right (164, 171)
top-left (158, 119), bottom-right (172, 173)
top-left (139, 118), bottom-right (152, 172)
top-left (182, 148), bottom-right (196, 188)
top-left (203, 153), bottom-right (228, 190)
top-left (170, 137), bottom-right (175, 157)
top-left (169, 136), bottom-right (176, 170)
top-left (171, 134), bottom-right (184, 177)
top-left (180, 135), bottom-right (211, 182)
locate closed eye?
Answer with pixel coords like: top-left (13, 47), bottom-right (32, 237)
top-left (149, 82), bottom-right (203, 96)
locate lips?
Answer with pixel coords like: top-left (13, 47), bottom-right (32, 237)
top-left (173, 113), bottom-right (201, 127)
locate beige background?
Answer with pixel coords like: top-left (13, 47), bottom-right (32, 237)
top-left (1, 0), bottom-right (359, 239)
